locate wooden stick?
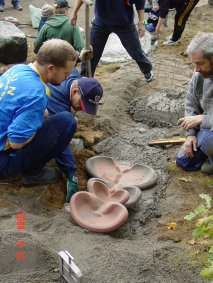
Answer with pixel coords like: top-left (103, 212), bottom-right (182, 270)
top-left (148, 137), bottom-right (185, 145)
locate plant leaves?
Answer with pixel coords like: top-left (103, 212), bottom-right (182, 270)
top-left (184, 204), bottom-right (206, 220)
top-left (199, 193), bottom-right (212, 209)
top-left (200, 266), bottom-right (213, 280)
top-left (193, 228), bottom-right (205, 238)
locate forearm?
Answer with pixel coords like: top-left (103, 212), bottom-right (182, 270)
top-left (137, 9), bottom-right (145, 23)
top-left (72, 0), bottom-right (84, 14)
top-left (156, 17), bottom-right (166, 30)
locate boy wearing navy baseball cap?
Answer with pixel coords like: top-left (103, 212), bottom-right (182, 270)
top-left (47, 68), bottom-right (103, 204)
top-left (78, 77), bottom-right (103, 115)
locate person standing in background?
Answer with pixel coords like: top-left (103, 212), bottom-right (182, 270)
top-left (155, 0), bottom-right (199, 45)
top-left (71, 0), bottom-right (153, 82)
top-left (38, 4), bottom-right (54, 33)
top-left (0, 0), bottom-right (22, 12)
top-left (34, 0), bottom-right (84, 54)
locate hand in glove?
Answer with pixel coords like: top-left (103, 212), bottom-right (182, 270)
top-left (79, 46), bottom-right (93, 61)
top-left (66, 175), bottom-right (78, 203)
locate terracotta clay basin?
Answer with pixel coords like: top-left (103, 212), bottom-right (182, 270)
top-left (87, 178), bottom-right (130, 204)
top-left (87, 178), bottom-right (142, 207)
top-left (86, 156), bottom-right (158, 190)
top-left (70, 191), bottom-right (128, 232)
top-left (122, 186), bottom-right (142, 208)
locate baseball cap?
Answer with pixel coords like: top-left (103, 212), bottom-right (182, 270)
top-left (78, 77), bottom-right (103, 115)
top-left (55, 0), bottom-right (71, 8)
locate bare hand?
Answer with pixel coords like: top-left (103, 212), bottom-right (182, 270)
top-left (183, 135), bottom-right (197, 158)
top-left (177, 115), bottom-right (203, 130)
top-left (138, 23), bottom-right (145, 38)
top-left (44, 109), bottom-right (49, 119)
top-left (155, 27), bottom-right (160, 35)
top-left (70, 12), bottom-right (77, 25)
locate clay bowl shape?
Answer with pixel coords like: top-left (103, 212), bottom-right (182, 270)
top-left (86, 156), bottom-right (158, 190)
top-left (87, 178), bottom-right (142, 208)
top-left (87, 178), bottom-right (130, 204)
top-left (70, 191), bottom-right (128, 233)
top-left (122, 186), bottom-right (142, 208)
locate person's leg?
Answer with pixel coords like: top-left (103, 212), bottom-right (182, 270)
top-left (81, 23), bottom-right (110, 77)
top-left (11, 0), bottom-right (22, 10)
top-left (0, 112), bottom-right (77, 178)
top-left (176, 147), bottom-right (206, 171)
top-left (200, 130), bottom-right (213, 165)
top-left (176, 129), bottom-right (213, 171)
top-left (0, 0), bottom-right (5, 11)
top-left (171, 0), bottom-right (199, 42)
top-left (115, 25), bottom-right (152, 75)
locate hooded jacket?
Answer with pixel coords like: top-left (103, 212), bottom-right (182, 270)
top-left (34, 14), bottom-right (84, 53)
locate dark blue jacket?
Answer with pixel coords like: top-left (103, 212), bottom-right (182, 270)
top-left (93, 0), bottom-right (145, 27)
top-left (38, 17), bottom-right (47, 33)
top-left (47, 68), bottom-right (80, 115)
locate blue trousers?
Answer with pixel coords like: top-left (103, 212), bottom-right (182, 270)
top-left (81, 23), bottom-right (152, 77)
top-left (0, 0), bottom-right (20, 6)
top-left (176, 129), bottom-right (213, 171)
top-left (0, 112), bottom-right (77, 178)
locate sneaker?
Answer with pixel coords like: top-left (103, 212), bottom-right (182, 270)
top-left (166, 35), bottom-right (172, 41)
top-left (66, 175), bottom-right (78, 203)
top-left (0, 5), bottom-right (4, 12)
top-left (201, 160), bottom-right (213, 174)
top-left (20, 167), bottom-right (62, 185)
top-left (144, 71), bottom-right (153, 82)
top-left (166, 35), bottom-right (181, 42)
top-left (163, 38), bottom-right (179, 45)
top-left (13, 4), bottom-right (23, 11)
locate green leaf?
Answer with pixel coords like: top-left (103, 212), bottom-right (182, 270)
top-left (193, 227), bottom-right (205, 238)
top-left (184, 205), bottom-right (206, 220)
top-left (200, 267), bottom-right (213, 280)
top-left (209, 247), bottom-right (213, 253)
top-left (184, 212), bottom-right (196, 220)
top-left (199, 193), bottom-right (212, 209)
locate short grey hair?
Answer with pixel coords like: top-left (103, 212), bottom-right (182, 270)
top-left (187, 32), bottom-right (213, 59)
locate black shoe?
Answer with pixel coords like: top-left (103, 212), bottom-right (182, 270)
top-left (0, 5), bottom-right (4, 12)
top-left (20, 167), bottom-right (62, 185)
top-left (144, 71), bottom-right (153, 82)
top-left (13, 4), bottom-right (22, 11)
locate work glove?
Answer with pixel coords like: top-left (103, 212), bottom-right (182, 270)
top-left (66, 175), bottom-right (78, 203)
top-left (79, 46), bottom-right (93, 61)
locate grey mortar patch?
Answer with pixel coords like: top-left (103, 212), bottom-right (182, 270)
top-left (128, 90), bottom-right (186, 127)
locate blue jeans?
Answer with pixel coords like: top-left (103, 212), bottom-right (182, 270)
top-left (0, 112), bottom-right (77, 178)
top-left (0, 0), bottom-right (20, 6)
top-left (81, 23), bottom-right (152, 77)
top-left (176, 129), bottom-right (213, 171)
